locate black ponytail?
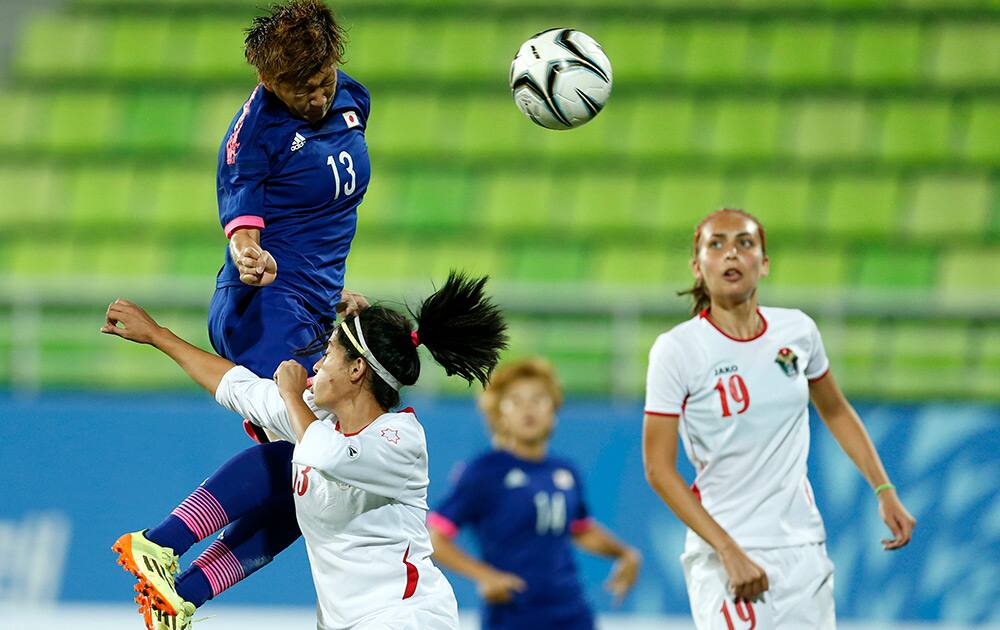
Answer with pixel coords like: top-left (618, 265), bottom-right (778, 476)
top-left (409, 271), bottom-right (508, 387)
top-left (329, 271), bottom-right (508, 410)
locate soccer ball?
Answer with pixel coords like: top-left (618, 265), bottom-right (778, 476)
top-left (509, 28), bottom-right (613, 130)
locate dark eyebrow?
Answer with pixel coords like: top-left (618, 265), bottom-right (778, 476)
top-left (709, 231), bottom-right (754, 238)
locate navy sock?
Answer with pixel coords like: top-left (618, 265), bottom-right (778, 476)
top-left (146, 441), bottom-right (295, 557)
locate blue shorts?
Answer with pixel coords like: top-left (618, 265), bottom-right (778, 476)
top-left (208, 284), bottom-right (334, 379)
top-left (484, 600), bottom-right (595, 630)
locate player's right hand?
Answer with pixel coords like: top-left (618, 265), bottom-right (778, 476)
top-left (233, 244), bottom-right (277, 286)
top-left (476, 570), bottom-right (527, 604)
top-left (717, 543), bottom-right (769, 602)
top-left (100, 299), bottom-right (163, 345)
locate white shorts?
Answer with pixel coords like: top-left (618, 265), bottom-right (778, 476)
top-left (351, 591), bottom-right (460, 630)
top-left (681, 542), bottom-right (835, 629)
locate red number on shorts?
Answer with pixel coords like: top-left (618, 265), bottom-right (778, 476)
top-left (720, 600), bottom-right (756, 630)
top-left (715, 375), bottom-right (750, 418)
top-left (293, 466), bottom-right (312, 496)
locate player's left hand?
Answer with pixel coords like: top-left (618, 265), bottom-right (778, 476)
top-left (878, 489), bottom-right (916, 550)
top-left (274, 360), bottom-right (309, 398)
top-left (100, 299), bottom-right (164, 345)
top-left (337, 289), bottom-right (370, 317)
top-left (605, 547), bottom-right (642, 605)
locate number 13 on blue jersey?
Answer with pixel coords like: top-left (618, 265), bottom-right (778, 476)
top-left (327, 151), bottom-right (356, 200)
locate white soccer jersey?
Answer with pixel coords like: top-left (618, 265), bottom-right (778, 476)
top-left (215, 366), bottom-right (459, 630)
top-left (645, 306), bottom-right (830, 552)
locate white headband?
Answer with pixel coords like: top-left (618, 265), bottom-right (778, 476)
top-left (340, 316), bottom-right (402, 391)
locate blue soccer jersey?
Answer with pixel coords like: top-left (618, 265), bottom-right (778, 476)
top-left (208, 71), bottom-right (371, 377)
top-left (215, 70), bottom-right (370, 317)
top-left (430, 450), bottom-right (596, 630)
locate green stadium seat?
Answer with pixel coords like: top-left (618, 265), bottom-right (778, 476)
top-left (878, 101), bottom-right (953, 161)
top-left (123, 93), bottom-right (198, 152)
top-left (930, 24), bottom-right (1000, 86)
top-left (432, 21), bottom-right (501, 81)
top-left (621, 98), bottom-right (697, 157)
top-left (855, 248), bottom-right (936, 289)
top-left (356, 172), bottom-right (399, 229)
top-left (45, 91), bottom-right (121, 152)
top-left (0, 166), bottom-right (61, 225)
top-left (479, 173), bottom-right (557, 233)
top-left (15, 16), bottom-right (107, 77)
top-left (395, 172), bottom-right (476, 231)
top-left (975, 329), bottom-right (1000, 398)
top-left (344, 240), bottom-right (413, 282)
top-left (173, 241), bottom-right (225, 277)
top-left (600, 22), bottom-right (676, 81)
top-left (962, 102), bottom-right (1000, 163)
top-left (427, 242), bottom-right (504, 280)
top-left (188, 18), bottom-right (249, 79)
top-left (823, 321), bottom-right (880, 395)
top-left (887, 323), bottom-right (968, 397)
top-left (511, 245), bottom-right (586, 282)
top-left (788, 99), bottom-right (867, 161)
top-left (459, 96), bottom-right (536, 157)
top-left (656, 174), bottom-right (734, 232)
top-left (82, 240), bottom-right (159, 276)
top-left (937, 248), bottom-right (1000, 298)
top-left (823, 175), bottom-right (900, 238)
top-left (766, 246), bottom-right (848, 288)
top-left (153, 169), bottom-right (219, 231)
top-left (710, 99), bottom-right (781, 159)
top-left (733, 174), bottom-right (813, 234)
top-left (850, 23), bottom-right (923, 85)
top-left (195, 91), bottom-right (247, 147)
top-left (0, 93), bottom-right (46, 150)
top-left (68, 167), bottom-right (136, 226)
top-left (365, 96), bottom-right (441, 155)
top-left (908, 175), bottom-right (992, 239)
top-left (591, 245), bottom-right (681, 288)
top-left (107, 18), bottom-right (170, 77)
top-left (346, 19), bottom-right (418, 81)
top-left (571, 175), bottom-right (638, 233)
top-left (766, 23), bottom-right (837, 84)
top-left (542, 112), bottom-right (613, 159)
top-left (684, 23), bottom-right (751, 82)
top-left (10, 239), bottom-right (75, 276)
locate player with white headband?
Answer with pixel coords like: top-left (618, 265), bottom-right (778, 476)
top-left (101, 272), bottom-right (508, 629)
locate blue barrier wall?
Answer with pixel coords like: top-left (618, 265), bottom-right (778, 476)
top-left (1, 392), bottom-right (997, 624)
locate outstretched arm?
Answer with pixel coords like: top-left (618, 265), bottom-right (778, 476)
top-left (572, 522), bottom-right (641, 604)
top-left (810, 371), bottom-right (916, 550)
top-left (100, 299), bottom-right (235, 396)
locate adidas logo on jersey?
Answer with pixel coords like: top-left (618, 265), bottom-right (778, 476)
top-left (290, 133), bottom-right (306, 152)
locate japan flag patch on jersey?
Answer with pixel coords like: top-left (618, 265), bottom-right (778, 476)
top-left (342, 111), bottom-right (361, 129)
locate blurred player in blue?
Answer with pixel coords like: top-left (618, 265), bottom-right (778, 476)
top-left (108, 2), bottom-right (376, 628)
top-left (428, 358), bottom-right (642, 630)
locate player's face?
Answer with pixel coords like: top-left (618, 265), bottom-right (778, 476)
top-left (497, 377), bottom-right (556, 446)
top-left (693, 212), bottom-right (769, 306)
top-left (311, 334), bottom-right (351, 407)
top-left (270, 63), bottom-right (338, 123)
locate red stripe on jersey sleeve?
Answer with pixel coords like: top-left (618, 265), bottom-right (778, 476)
top-left (644, 410), bottom-right (680, 418)
top-left (807, 368), bottom-right (831, 383)
top-left (224, 215), bottom-right (266, 238)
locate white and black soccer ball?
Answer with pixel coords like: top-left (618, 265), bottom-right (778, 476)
top-left (509, 28), bottom-right (613, 130)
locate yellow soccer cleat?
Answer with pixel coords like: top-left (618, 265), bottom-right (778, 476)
top-left (150, 600), bottom-right (197, 630)
top-left (112, 530), bottom-right (183, 616)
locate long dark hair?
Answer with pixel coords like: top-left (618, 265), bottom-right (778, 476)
top-left (303, 272), bottom-right (508, 410)
top-left (678, 208), bottom-right (767, 316)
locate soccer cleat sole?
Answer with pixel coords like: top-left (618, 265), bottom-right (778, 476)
top-left (111, 533), bottom-right (179, 617)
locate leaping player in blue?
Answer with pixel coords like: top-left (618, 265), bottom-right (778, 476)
top-left (105, 3), bottom-right (375, 629)
top-left (428, 358), bottom-right (643, 630)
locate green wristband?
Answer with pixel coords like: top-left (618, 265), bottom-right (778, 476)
top-left (874, 483), bottom-right (895, 496)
